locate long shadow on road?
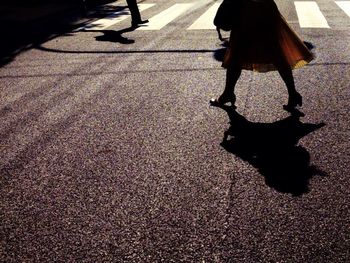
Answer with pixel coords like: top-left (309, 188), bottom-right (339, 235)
top-left (0, 0), bottom-right (120, 67)
top-left (217, 105), bottom-right (326, 196)
top-left (83, 27), bottom-right (137, 44)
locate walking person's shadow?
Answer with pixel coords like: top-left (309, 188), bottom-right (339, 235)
top-left (83, 27), bottom-right (136, 44)
top-left (217, 105), bottom-right (326, 196)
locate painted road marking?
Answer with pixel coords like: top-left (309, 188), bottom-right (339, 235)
top-left (78, 1), bottom-right (350, 31)
top-left (187, 3), bottom-right (221, 30)
top-left (137, 3), bottom-right (195, 30)
top-left (294, 1), bottom-right (330, 28)
top-left (335, 1), bottom-right (350, 18)
top-left (80, 4), bottom-right (155, 30)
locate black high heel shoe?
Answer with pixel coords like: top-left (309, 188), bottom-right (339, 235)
top-left (283, 92), bottom-right (302, 111)
top-left (210, 94), bottom-right (236, 108)
top-left (283, 92), bottom-right (305, 117)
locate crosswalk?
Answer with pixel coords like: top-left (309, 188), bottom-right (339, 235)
top-left (336, 1), bottom-right (350, 17)
top-left (187, 2), bottom-right (221, 30)
top-left (81, 1), bottom-right (350, 31)
top-left (80, 3), bottom-right (155, 30)
top-left (138, 3), bottom-right (195, 30)
top-left (294, 2), bottom-right (330, 28)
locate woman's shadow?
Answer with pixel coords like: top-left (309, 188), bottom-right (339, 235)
top-left (217, 105), bottom-right (326, 196)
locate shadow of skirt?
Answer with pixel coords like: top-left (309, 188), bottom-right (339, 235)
top-left (222, 0), bottom-right (314, 72)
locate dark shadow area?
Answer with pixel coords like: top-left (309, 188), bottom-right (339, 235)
top-left (0, 0), bottom-right (116, 67)
top-left (11, 45), bottom-right (349, 68)
top-left (36, 45), bottom-right (215, 54)
top-left (83, 27), bottom-right (136, 44)
top-left (216, 104), bottom-right (326, 196)
top-left (213, 47), bottom-right (227, 62)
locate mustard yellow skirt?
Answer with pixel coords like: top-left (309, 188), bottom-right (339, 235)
top-left (222, 0), bottom-right (314, 72)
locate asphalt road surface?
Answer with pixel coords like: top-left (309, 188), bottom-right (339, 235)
top-left (1, 0), bottom-right (349, 262)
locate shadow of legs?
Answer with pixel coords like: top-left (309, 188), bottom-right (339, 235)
top-left (83, 27), bottom-right (136, 44)
top-left (218, 105), bottom-right (326, 196)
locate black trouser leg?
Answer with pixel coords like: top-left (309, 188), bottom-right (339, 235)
top-left (126, 0), bottom-right (141, 23)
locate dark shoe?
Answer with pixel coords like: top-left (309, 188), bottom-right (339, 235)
top-left (138, 19), bottom-right (149, 25)
top-left (283, 92), bottom-right (302, 111)
top-left (131, 19), bottom-right (149, 27)
top-left (210, 94), bottom-right (236, 108)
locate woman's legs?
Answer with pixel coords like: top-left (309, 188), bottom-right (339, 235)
top-left (274, 57), bottom-right (302, 108)
top-left (223, 65), bottom-right (242, 98)
top-left (211, 65), bottom-right (241, 106)
top-left (221, 65), bottom-right (242, 101)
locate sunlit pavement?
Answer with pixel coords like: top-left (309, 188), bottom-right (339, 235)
top-left (0, 0), bottom-right (349, 262)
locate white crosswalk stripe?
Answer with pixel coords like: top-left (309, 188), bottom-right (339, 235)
top-left (294, 1), bottom-right (330, 28)
top-left (335, 1), bottom-right (350, 18)
top-left (137, 3), bottom-right (195, 30)
top-left (80, 1), bottom-right (350, 31)
top-left (79, 4), bottom-right (155, 30)
top-left (187, 3), bottom-right (221, 30)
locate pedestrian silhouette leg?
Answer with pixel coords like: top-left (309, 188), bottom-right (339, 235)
top-left (126, 0), bottom-right (149, 28)
top-left (210, 65), bottom-right (241, 107)
top-left (274, 57), bottom-right (302, 111)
